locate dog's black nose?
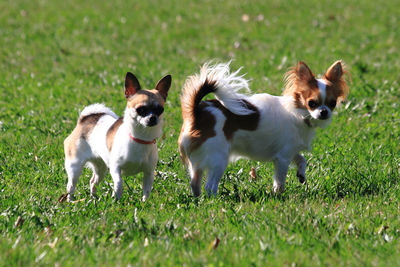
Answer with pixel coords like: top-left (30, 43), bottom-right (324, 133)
top-left (320, 108), bottom-right (328, 120)
top-left (148, 115), bottom-right (157, 126)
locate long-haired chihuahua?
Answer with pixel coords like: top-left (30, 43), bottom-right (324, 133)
top-left (178, 61), bottom-right (348, 196)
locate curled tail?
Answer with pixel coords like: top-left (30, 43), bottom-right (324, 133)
top-left (181, 62), bottom-right (254, 124)
top-left (79, 103), bottom-right (118, 121)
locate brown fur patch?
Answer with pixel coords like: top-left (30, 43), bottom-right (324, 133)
top-left (64, 113), bottom-right (105, 159)
top-left (283, 61), bottom-right (350, 110)
top-left (106, 117), bottom-right (123, 151)
top-left (79, 113), bottom-right (106, 140)
top-left (292, 79), bottom-right (321, 109)
top-left (180, 98), bottom-right (260, 159)
top-left (208, 99), bottom-right (260, 139)
top-left (178, 125), bottom-right (187, 163)
top-left (185, 102), bottom-right (217, 153)
top-left (323, 60), bottom-right (349, 104)
top-left (178, 71), bottom-right (259, 159)
top-left (283, 62), bottom-right (315, 97)
top-left (283, 62), bottom-right (320, 109)
top-left (181, 79), bottom-right (217, 121)
top-left (64, 129), bottom-right (80, 159)
top-left (127, 90), bottom-right (165, 109)
top-left (179, 78), bottom-right (219, 159)
top-left (285, 61), bottom-right (349, 110)
top-left (324, 78), bottom-right (348, 109)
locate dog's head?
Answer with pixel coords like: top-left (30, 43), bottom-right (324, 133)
top-left (284, 60), bottom-right (349, 127)
top-left (124, 72), bottom-right (171, 127)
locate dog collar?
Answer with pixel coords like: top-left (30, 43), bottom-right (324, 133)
top-left (128, 133), bottom-right (156, 144)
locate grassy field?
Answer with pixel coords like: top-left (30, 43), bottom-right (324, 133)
top-left (1, 0), bottom-right (400, 265)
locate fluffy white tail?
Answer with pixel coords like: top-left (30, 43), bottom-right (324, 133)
top-left (181, 61), bottom-right (254, 121)
top-left (79, 103), bottom-right (118, 119)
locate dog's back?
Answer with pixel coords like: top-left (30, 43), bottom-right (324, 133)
top-left (64, 103), bottom-right (118, 162)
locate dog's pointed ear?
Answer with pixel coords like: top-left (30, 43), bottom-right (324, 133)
top-left (324, 60), bottom-right (343, 82)
top-left (296, 61), bottom-right (314, 82)
top-left (155, 75), bottom-right (171, 100)
top-left (125, 72), bottom-right (141, 98)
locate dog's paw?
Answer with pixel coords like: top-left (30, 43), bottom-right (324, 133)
top-left (90, 188), bottom-right (97, 197)
top-left (191, 184), bottom-right (201, 197)
top-left (296, 171), bottom-right (306, 184)
top-left (273, 183), bottom-right (285, 194)
top-left (112, 191), bottom-right (122, 201)
top-left (112, 185), bottom-right (123, 200)
top-left (67, 194), bottom-right (75, 202)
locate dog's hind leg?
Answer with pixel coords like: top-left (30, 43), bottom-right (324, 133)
top-left (65, 159), bottom-right (84, 201)
top-left (88, 160), bottom-right (107, 197)
top-left (190, 167), bottom-right (204, 197)
top-left (272, 156), bottom-right (290, 193)
top-left (64, 136), bottom-right (92, 201)
top-left (293, 153), bottom-right (306, 184)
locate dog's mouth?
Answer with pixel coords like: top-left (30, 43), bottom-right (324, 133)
top-left (146, 121), bottom-right (158, 127)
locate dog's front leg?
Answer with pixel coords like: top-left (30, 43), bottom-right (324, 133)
top-left (293, 153), bottom-right (306, 184)
top-left (205, 162), bottom-right (227, 197)
top-left (142, 170), bottom-right (154, 202)
top-left (190, 168), bottom-right (203, 197)
top-left (110, 165), bottom-right (123, 200)
top-left (272, 157), bottom-right (290, 193)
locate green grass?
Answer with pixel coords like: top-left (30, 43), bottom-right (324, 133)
top-left (1, 0), bottom-right (400, 265)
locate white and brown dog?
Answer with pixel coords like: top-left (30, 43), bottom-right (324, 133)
top-left (64, 73), bottom-right (171, 201)
top-left (178, 61), bottom-right (348, 196)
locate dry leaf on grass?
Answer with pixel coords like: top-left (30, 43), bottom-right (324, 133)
top-left (48, 237), bottom-right (58, 249)
top-left (71, 198), bottom-right (86, 204)
top-left (14, 216), bottom-right (24, 228)
top-left (249, 167), bottom-right (257, 180)
top-left (58, 194), bottom-right (68, 203)
top-left (208, 236), bottom-right (220, 251)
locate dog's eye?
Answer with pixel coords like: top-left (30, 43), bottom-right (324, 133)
top-left (153, 106), bottom-right (164, 116)
top-left (329, 100), bottom-right (336, 108)
top-left (308, 100), bottom-right (318, 109)
top-left (136, 106), bottom-right (149, 116)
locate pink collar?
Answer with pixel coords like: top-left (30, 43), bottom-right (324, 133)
top-left (129, 133), bottom-right (156, 144)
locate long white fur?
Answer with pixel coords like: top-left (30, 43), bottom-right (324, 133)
top-left (181, 62), bottom-right (332, 196)
top-left (199, 62), bottom-right (255, 115)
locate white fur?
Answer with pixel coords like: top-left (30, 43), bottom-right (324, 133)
top-left (80, 103), bottom-right (118, 119)
top-left (181, 63), bottom-right (335, 196)
top-left (317, 79), bottom-right (327, 101)
top-left (310, 79), bottom-right (332, 123)
top-left (65, 102), bottom-right (163, 201)
top-left (199, 62), bottom-right (255, 115)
